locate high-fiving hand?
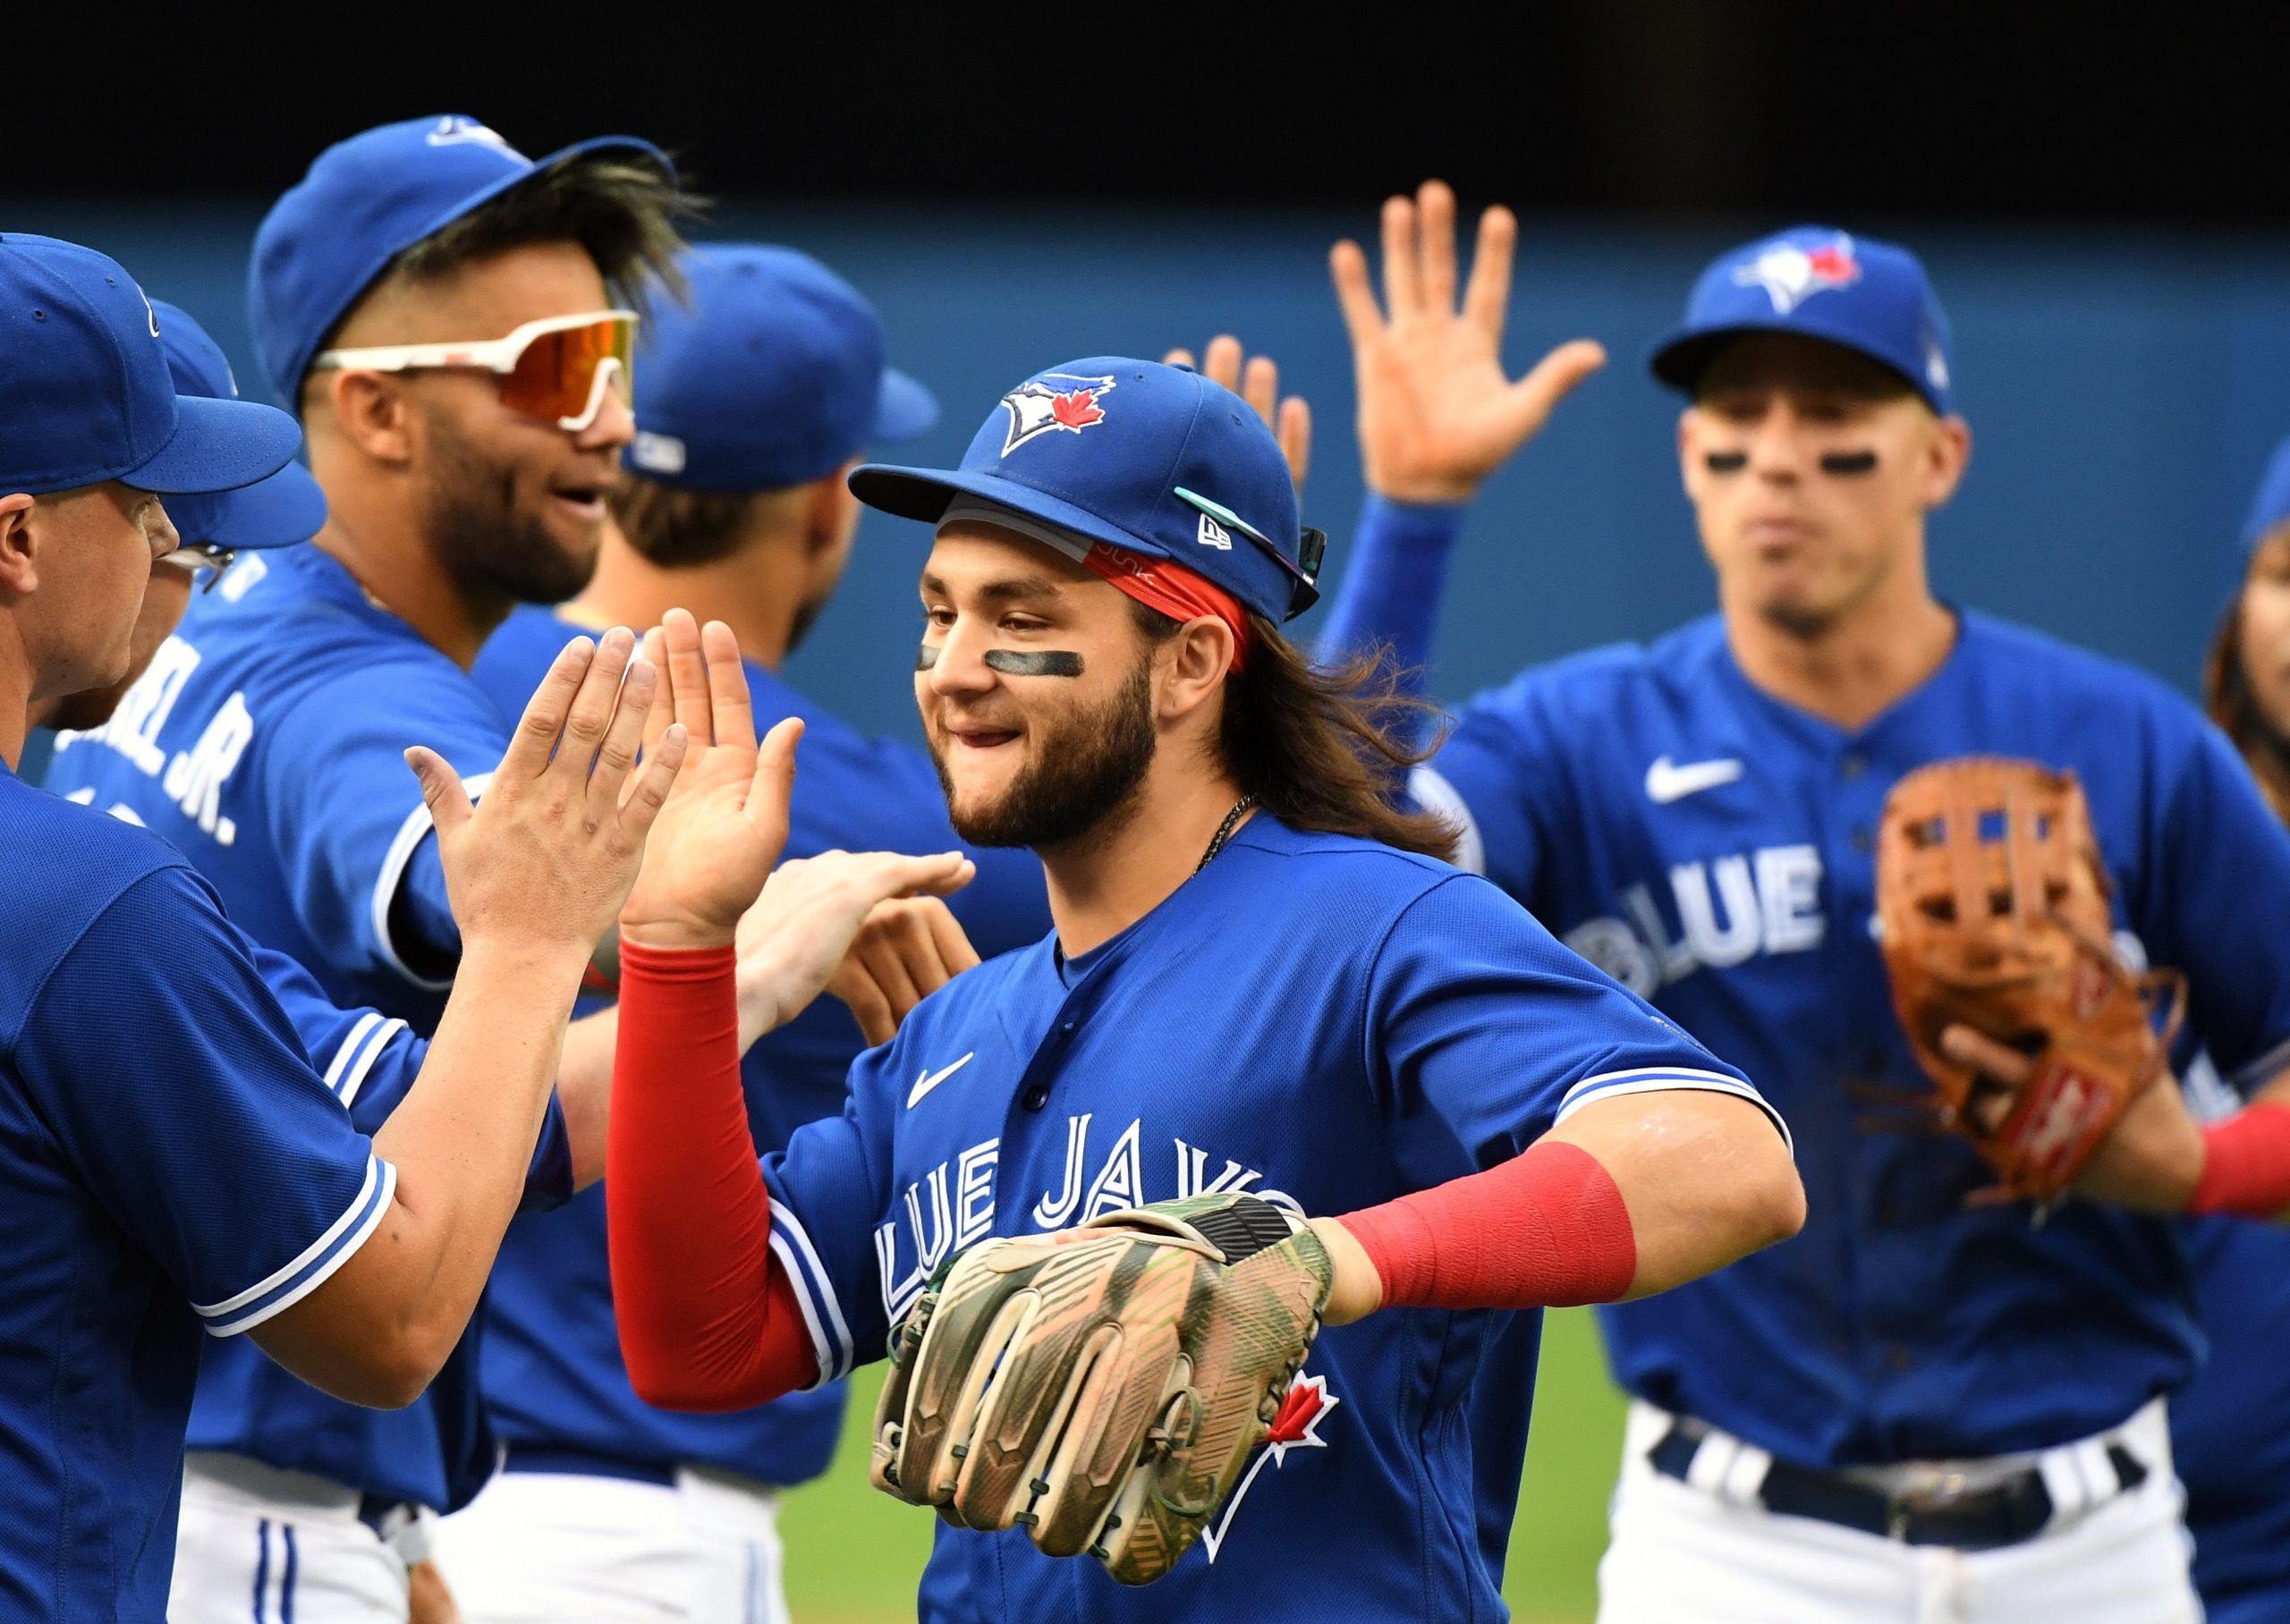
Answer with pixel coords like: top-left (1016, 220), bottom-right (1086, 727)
top-left (1331, 179), bottom-right (1607, 503)
top-left (409, 626), bottom-right (684, 964)
top-left (1164, 334), bottom-right (1310, 495)
top-left (621, 609), bottom-right (977, 1036)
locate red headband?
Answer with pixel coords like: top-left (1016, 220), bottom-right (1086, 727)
top-left (1079, 542), bottom-right (1253, 672)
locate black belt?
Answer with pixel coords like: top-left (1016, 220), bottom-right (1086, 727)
top-left (1648, 1420), bottom-right (2148, 1552)
top-left (501, 1443), bottom-right (678, 1487)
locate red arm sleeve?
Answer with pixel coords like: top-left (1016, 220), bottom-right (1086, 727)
top-left (606, 940), bottom-right (819, 1410)
top-left (1334, 1139), bottom-right (1638, 1310)
top-left (2187, 1101), bottom-right (2290, 1219)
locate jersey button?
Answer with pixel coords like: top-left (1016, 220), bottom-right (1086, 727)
top-left (1840, 752), bottom-right (1869, 781)
top-left (1022, 1083), bottom-right (1051, 1112)
top-left (1887, 1343), bottom-right (1914, 1373)
top-left (1850, 825), bottom-right (1873, 855)
top-left (1060, 1019), bottom-right (1078, 1035)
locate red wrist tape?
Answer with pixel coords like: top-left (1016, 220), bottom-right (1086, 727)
top-left (2187, 1102), bottom-right (2290, 1220)
top-left (1335, 1139), bottom-right (1637, 1311)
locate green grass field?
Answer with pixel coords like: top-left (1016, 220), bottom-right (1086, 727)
top-left (777, 1307), bottom-right (1627, 1623)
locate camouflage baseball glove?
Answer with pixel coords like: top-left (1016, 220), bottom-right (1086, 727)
top-left (869, 1190), bottom-right (1333, 1586)
top-left (1876, 757), bottom-right (2185, 1204)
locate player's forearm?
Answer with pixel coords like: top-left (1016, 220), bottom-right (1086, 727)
top-left (554, 1007), bottom-right (617, 1189)
top-left (1312, 495), bottom-right (1466, 718)
top-left (2184, 1071), bottom-right (2290, 1221)
top-left (608, 940), bottom-right (817, 1409)
top-left (266, 941), bottom-right (582, 1405)
top-left (1319, 1091), bottom-right (1802, 1324)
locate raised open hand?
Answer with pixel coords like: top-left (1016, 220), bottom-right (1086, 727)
top-left (409, 627), bottom-right (683, 962)
top-left (617, 610), bottom-right (797, 952)
top-left (1164, 334), bottom-right (1310, 495)
top-left (1330, 179), bottom-right (1607, 503)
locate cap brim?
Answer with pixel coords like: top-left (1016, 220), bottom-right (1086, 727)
top-left (207, 459), bottom-right (327, 548)
top-left (1646, 317), bottom-right (1934, 408)
top-left (850, 462), bottom-right (1175, 563)
top-left (870, 368), bottom-right (939, 444)
top-left (123, 394), bottom-right (303, 495)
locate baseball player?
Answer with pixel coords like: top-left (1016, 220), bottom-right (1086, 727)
top-left (40, 116), bottom-right (697, 1620)
top-left (596, 354), bottom-right (1805, 1620)
top-left (2164, 438), bottom-right (2290, 1624)
top-left (1316, 187), bottom-right (2290, 1620)
top-left (432, 243), bottom-right (1049, 1623)
top-left (0, 234), bottom-right (687, 1621)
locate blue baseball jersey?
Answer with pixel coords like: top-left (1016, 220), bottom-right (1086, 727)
top-left (2168, 1061), bottom-right (2290, 1615)
top-left (42, 546), bottom-right (527, 1511)
top-left (0, 767), bottom-right (391, 1620)
top-left (468, 605), bottom-right (1049, 1486)
top-left (1413, 609), bottom-right (2290, 1467)
top-left (46, 545), bottom-right (506, 1032)
top-left (757, 815), bottom-right (1785, 1620)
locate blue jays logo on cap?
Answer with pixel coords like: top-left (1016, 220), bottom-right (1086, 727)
top-left (851, 357), bottom-right (1324, 623)
top-left (999, 372), bottom-right (1116, 455)
top-left (1731, 233), bottom-right (1862, 316)
top-left (421, 116), bottom-right (523, 158)
top-left (1648, 224), bottom-right (1955, 415)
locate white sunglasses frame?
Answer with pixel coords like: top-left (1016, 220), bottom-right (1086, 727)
top-left (310, 309), bottom-right (638, 432)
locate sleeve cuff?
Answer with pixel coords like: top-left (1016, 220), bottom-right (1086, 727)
top-left (1358, 492), bottom-right (1470, 552)
top-left (1556, 1067), bottom-right (1794, 1158)
top-left (768, 1201), bottom-right (856, 1388)
top-left (194, 1154), bottom-right (397, 1337)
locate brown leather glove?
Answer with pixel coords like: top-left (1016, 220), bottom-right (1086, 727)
top-left (1877, 757), bottom-right (2184, 1204)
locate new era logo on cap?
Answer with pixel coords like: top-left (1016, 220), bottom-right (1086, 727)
top-left (998, 373), bottom-right (1115, 455)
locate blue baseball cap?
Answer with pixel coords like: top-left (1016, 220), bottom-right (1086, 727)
top-left (851, 357), bottom-right (1321, 623)
top-left (149, 301), bottom-right (327, 550)
top-left (0, 234), bottom-right (301, 498)
top-left (624, 244), bottom-right (937, 492)
top-left (2243, 435), bottom-right (2290, 557)
top-left (250, 114), bottom-right (673, 410)
top-left (1649, 226), bottom-right (1955, 415)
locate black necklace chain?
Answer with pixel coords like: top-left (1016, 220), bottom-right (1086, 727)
top-left (1195, 793), bottom-right (1258, 875)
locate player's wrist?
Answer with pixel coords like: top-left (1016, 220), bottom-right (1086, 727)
top-left (1307, 1215), bottom-right (1385, 1325)
top-left (617, 909), bottom-right (739, 953)
top-left (1364, 469), bottom-right (1486, 506)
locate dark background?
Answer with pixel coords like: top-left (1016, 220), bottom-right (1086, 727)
top-left (10, 12), bottom-right (2281, 223)
top-left (10, 13), bottom-right (2287, 744)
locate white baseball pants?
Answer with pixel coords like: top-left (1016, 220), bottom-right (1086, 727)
top-left (431, 1464), bottom-right (788, 1624)
top-left (1596, 1400), bottom-right (2200, 1624)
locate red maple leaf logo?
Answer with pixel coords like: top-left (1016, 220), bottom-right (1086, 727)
top-left (1265, 1375), bottom-right (1327, 1447)
top-left (1805, 244), bottom-right (1858, 283)
top-left (1050, 388), bottom-right (1104, 430)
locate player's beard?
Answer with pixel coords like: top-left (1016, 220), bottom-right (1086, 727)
top-left (418, 406), bottom-right (598, 606)
top-left (930, 659), bottom-right (1158, 852)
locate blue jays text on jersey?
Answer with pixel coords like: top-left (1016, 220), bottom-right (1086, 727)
top-left (43, 546), bottom-right (532, 1515)
top-left (463, 605), bottom-right (1050, 1491)
top-left (0, 766), bottom-right (393, 1620)
top-left (754, 815), bottom-right (1786, 1622)
top-left (1404, 600), bottom-right (2290, 1468)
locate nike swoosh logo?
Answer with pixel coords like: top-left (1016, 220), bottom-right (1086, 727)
top-left (906, 1053), bottom-right (975, 1109)
top-left (1644, 756), bottom-right (1743, 804)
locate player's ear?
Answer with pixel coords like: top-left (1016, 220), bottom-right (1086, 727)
top-left (0, 494), bottom-right (38, 597)
top-left (805, 460), bottom-right (864, 559)
top-left (1676, 407), bottom-right (1703, 499)
top-left (1155, 618), bottom-right (1236, 724)
top-left (324, 370), bottom-right (417, 467)
top-left (1921, 413), bottom-right (1972, 511)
